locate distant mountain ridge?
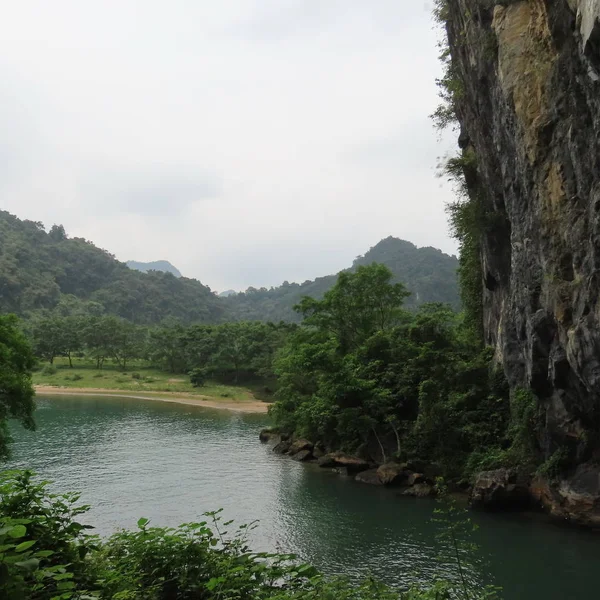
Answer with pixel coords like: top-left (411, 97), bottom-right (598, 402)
top-left (127, 260), bottom-right (182, 278)
top-left (222, 237), bottom-right (460, 323)
top-left (0, 210), bottom-right (459, 326)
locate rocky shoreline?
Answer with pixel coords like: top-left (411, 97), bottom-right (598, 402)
top-left (261, 430), bottom-right (438, 498)
top-left (260, 429), bottom-right (600, 529)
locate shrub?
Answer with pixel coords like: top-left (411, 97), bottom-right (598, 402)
top-left (189, 367), bottom-right (209, 388)
top-left (0, 470), bottom-right (495, 600)
top-left (131, 372), bottom-right (142, 380)
top-left (41, 365), bottom-right (57, 376)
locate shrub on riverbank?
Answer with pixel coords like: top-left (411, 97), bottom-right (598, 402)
top-left (0, 470), bottom-right (497, 600)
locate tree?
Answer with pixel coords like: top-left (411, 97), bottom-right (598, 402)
top-left (0, 314), bottom-right (35, 460)
top-left (296, 264), bottom-right (410, 352)
top-left (31, 316), bottom-right (66, 364)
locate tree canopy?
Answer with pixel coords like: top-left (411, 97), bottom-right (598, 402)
top-left (0, 210), bottom-right (223, 325)
top-left (0, 314), bottom-right (35, 460)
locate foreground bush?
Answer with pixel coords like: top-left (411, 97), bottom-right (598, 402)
top-left (0, 470), bottom-right (495, 599)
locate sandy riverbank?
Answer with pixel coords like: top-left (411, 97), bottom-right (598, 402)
top-left (34, 386), bottom-right (270, 414)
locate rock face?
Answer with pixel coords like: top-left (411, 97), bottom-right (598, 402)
top-left (531, 464), bottom-right (600, 526)
top-left (446, 0), bottom-right (600, 520)
top-left (470, 468), bottom-right (531, 511)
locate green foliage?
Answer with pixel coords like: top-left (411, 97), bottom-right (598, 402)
top-left (0, 470), bottom-right (97, 598)
top-left (189, 367), bottom-right (209, 387)
top-left (0, 210), bottom-right (223, 325)
top-left (224, 237), bottom-right (460, 323)
top-left (271, 265), bottom-right (513, 480)
top-left (0, 314), bottom-right (36, 460)
top-left (537, 447), bottom-right (570, 481)
top-left (0, 470), bottom-right (497, 600)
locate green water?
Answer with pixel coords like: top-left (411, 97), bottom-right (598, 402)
top-left (8, 396), bottom-right (600, 599)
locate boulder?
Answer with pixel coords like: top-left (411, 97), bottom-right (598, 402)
top-left (291, 449), bottom-right (313, 462)
top-left (331, 452), bottom-right (370, 474)
top-left (355, 469), bottom-right (383, 486)
top-left (470, 468), bottom-right (531, 511)
top-left (313, 447), bottom-right (325, 459)
top-left (403, 483), bottom-right (435, 498)
top-left (273, 440), bottom-right (292, 454)
top-left (376, 463), bottom-right (409, 486)
top-left (316, 452), bottom-right (370, 474)
top-left (317, 454), bottom-right (338, 468)
top-left (407, 472), bottom-right (426, 486)
top-left (259, 428), bottom-right (279, 443)
top-left (288, 439), bottom-right (314, 455)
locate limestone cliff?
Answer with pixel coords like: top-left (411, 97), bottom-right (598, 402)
top-left (444, 0), bottom-right (600, 525)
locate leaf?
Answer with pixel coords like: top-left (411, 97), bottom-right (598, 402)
top-left (137, 517), bottom-right (149, 529)
top-left (15, 540), bottom-right (36, 552)
top-left (8, 524), bottom-right (27, 539)
top-left (14, 558), bottom-right (40, 571)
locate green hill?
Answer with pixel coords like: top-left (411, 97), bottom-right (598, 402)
top-left (223, 237), bottom-right (459, 322)
top-left (0, 211), bottom-right (223, 324)
top-left (126, 260), bottom-right (182, 277)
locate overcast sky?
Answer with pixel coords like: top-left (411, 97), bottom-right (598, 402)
top-left (1, 1), bottom-right (457, 292)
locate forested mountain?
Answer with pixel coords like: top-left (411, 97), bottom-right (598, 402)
top-left (0, 211), bottom-right (459, 326)
top-left (0, 211), bottom-right (223, 324)
top-left (223, 237), bottom-right (459, 323)
top-left (126, 260), bottom-right (182, 278)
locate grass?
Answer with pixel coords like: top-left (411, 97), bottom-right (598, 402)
top-left (32, 357), bottom-right (258, 403)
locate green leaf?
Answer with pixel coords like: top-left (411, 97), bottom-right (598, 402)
top-left (15, 540), bottom-right (36, 552)
top-left (15, 558), bottom-right (40, 571)
top-left (8, 524), bottom-right (27, 539)
top-left (137, 517), bottom-right (149, 529)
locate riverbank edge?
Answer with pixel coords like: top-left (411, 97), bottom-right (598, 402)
top-left (259, 430), bottom-right (600, 531)
top-left (35, 386), bottom-right (269, 414)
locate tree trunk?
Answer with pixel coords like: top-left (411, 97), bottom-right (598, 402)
top-left (68, 352), bottom-right (73, 368)
top-left (372, 427), bottom-right (387, 464)
top-left (391, 423), bottom-right (401, 457)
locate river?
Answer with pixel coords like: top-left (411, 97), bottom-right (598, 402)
top-left (7, 395), bottom-right (600, 599)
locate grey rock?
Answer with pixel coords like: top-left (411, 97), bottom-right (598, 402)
top-left (355, 469), bottom-right (383, 486)
top-left (407, 473), bottom-right (426, 486)
top-left (402, 483), bottom-right (435, 498)
top-left (259, 428), bottom-right (278, 443)
top-left (287, 439), bottom-right (313, 455)
top-left (377, 463), bottom-right (409, 486)
top-left (291, 449), bottom-right (313, 462)
top-left (273, 440), bottom-right (292, 454)
top-left (471, 469), bottom-right (530, 511)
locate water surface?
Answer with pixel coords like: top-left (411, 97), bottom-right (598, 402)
top-left (8, 396), bottom-right (600, 599)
